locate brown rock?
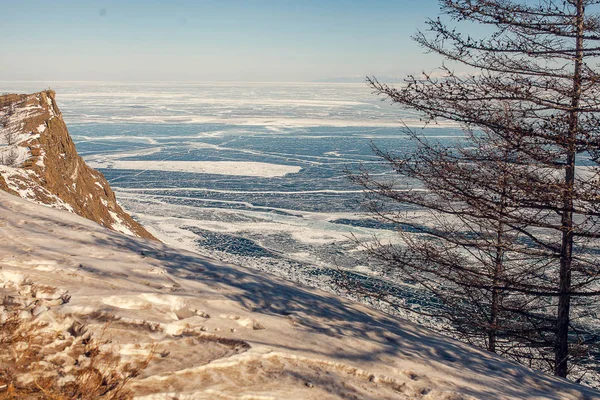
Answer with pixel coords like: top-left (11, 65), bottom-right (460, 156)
top-left (0, 175), bottom-right (17, 196)
top-left (0, 91), bottom-right (156, 240)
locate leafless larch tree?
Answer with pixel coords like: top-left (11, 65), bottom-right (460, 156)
top-left (350, 0), bottom-right (600, 383)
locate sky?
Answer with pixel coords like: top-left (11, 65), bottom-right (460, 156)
top-left (0, 1), bottom-right (445, 82)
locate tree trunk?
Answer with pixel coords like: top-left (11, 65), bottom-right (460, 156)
top-left (555, 0), bottom-right (585, 378)
top-left (489, 225), bottom-right (503, 353)
top-left (489, 184), bottom-right (507, 353)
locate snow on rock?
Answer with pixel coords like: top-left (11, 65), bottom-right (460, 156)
top-left (109, 210), bottom-right (136, 236)
top-left (0, 190), bottom-right (597, 400)
top-left (0, 91), bottom-right (155, 240)
top-left (0, 165), bottom-right (74, 212)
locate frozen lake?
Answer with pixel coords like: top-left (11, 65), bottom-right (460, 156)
top-left (1, 81), bottom-right (462, 304)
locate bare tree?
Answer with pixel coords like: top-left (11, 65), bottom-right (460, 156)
top-left (351, 0), bottom-right (600, 381)
top-left (1, 149), bottom-right (18, 166)
top-left (3, 130), bottom-right (17, 146)
top-left (1, 103), bottom-right (15, 142)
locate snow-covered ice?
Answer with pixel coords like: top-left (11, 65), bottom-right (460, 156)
top-left (88, 160), bottom-right (303, 178)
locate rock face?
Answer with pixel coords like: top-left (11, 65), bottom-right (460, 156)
top-left (0, 90), bottom-right (155, 240)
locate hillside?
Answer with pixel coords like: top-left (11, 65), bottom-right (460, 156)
top-left (0, 90), bottom-right (154, 239)
top-left (0, 190), bottom-right (598, 399)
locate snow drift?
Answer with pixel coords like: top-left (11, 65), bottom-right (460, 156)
top-left (0, 190), bottom-right (597, 399)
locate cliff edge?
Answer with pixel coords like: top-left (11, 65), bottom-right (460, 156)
top-left (0, 90), bottom-right (155, 239)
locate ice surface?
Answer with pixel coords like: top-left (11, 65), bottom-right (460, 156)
top-left (0, 82), bottom-right (460, 128)
top-left (88, 160), bottom-right (303, 177)
top-left (0, 82), bottom-right (468, 344)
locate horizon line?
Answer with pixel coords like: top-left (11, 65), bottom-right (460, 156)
top-left (0, 79), bottom-right (373, 84)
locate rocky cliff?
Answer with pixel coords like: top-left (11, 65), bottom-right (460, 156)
top-left (0, 90), bottom-right (155, 240)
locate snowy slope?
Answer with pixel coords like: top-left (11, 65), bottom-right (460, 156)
top-left (0, 190), bottom-right (598, 400)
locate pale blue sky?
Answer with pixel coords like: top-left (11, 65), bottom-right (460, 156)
top-left (0, 1), bottom-right (445, 82)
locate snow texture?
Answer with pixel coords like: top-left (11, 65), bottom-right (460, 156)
top-left (88, 160), bottom-right (303, 178)
top-left (0, 190), bottom-right (597, 400)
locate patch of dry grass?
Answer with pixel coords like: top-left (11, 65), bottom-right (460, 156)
top-left (0, 297), bottom-right (153, 399)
